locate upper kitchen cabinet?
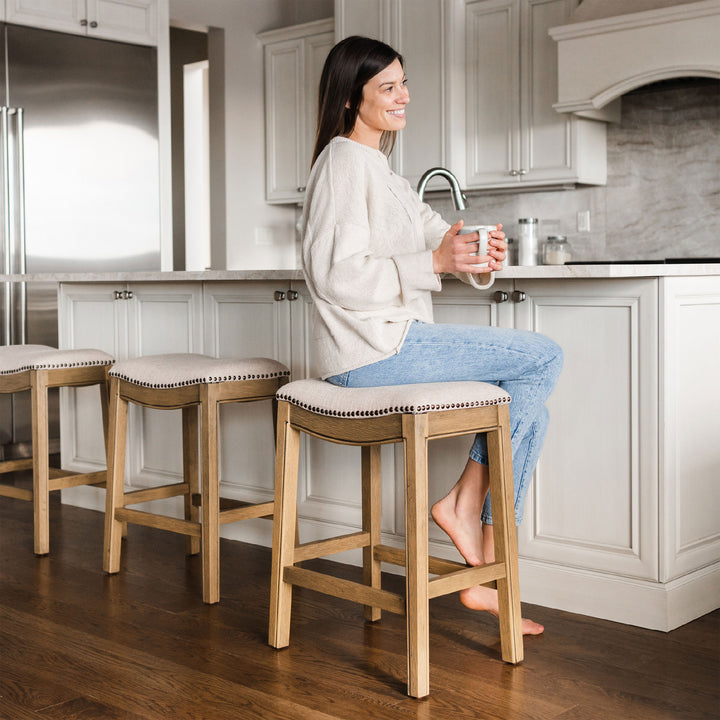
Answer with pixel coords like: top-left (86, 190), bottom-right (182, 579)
top-left (259, 18), bottom-right (334, 204)
top-left (6, 0), bottom-right (159, 46)
top-left (465, 0), bottom-right (607, 189)
top-left (335, 0), bottom-right (460, 189)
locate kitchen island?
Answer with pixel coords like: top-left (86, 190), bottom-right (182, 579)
top-left (9, 263), bottom-right (718, 632)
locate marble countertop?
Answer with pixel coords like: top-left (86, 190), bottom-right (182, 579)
top-left (0, 263), bottom-right (718, 283)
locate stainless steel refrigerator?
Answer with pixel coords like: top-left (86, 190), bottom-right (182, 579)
top-left (0, 22), bottom-right (161, 458)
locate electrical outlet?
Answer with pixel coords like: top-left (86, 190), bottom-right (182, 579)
top-left (577, 210), bottom-right (591, 233)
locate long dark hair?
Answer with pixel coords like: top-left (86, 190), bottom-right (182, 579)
top-left (312, 36), bottom-right (403, 166)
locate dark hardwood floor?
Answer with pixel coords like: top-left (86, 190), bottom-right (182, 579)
top-left (1, 488), bottom-right (718, 720)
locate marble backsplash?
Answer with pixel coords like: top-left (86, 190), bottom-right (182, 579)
top-left (427, 78), bottom-right (720, 262)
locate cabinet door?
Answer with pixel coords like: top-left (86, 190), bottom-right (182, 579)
top-left (288, 281), bottom-right (398, 546)
top-left (264, 38), bottom-right (304, 203)
top-left (660, 276), bottom-right (720, 581)
top-left (465, 0), bottom-right (521, 186)
top-left (427, 279), bottom-right (513, 559)
top-left (203, 282), bottom-right (291, 506)
top-left (87, 0), bottom-right (158, 46)
top-left (124, 283), bottom-right (203, 487)
top-left (513, 278), bottom-right (659, 580)
top-left (58, 282), bottom-right (127, 471)
top-left (519, 0), bottom-right (595, 184)
top-left (7, 0), bottom-right (87, 36)
top-left (302, 31), bottom-right (334, 187)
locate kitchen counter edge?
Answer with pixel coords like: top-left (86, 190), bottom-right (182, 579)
top-left (1, 264), bottom-right (718, 283)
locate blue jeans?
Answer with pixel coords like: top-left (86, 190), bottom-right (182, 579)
top-left (326, 321), bottom-right (563, 525)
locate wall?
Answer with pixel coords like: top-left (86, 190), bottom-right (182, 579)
top-left (428, 78), bottom-right (720, 262)
top-left (168, 0), bottom-right (333, 270)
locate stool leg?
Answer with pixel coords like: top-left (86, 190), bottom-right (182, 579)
top-left (362, 445), bottom-right (382, 622)
top-left (402, 414), bottom-right (430, 699)
top-left (269, 401), bottom-right (299, 649)
top-left (487, 404), bottom-right (523, 664)
top-left (31, 371), bottom-right (50, 556)
top-left (98, 372), bottom-right (125, 537)
top-left (201, 385), bottom-right (220, 604)
top-left (182, 405), bottom-right (200, 556)
top-left (104, 378), bottom-right (128, 574)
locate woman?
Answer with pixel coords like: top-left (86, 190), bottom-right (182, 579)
top-left (301, 36), bottom-right (562, 635)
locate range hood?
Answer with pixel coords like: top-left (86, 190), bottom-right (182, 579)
top-left (549, 0), bottom-right (720, 119)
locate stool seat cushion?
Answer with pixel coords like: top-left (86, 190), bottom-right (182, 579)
top-left (277, 379), bottom-right (510, 418)
top-left (0, 344), bottom-right (114, 375)
top-left (109, 353), bottom-right (290, 389)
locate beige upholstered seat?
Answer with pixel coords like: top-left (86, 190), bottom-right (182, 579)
top-left (103, 353), bottom-right (290, 604)
top-left (270, 378), bottom-right (523, 698)
top-left (0, 344), bottom-right (114, 555)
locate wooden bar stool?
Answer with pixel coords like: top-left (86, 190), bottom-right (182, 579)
top-left (269, 379), bottom-right (523, 698)
top-left (0, 344), bottom-right (113, 556)
top-left (103, 353), bottom-right (290, 604)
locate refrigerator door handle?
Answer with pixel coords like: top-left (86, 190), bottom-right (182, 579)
top-left (1, 106), bottom-right (11, 346)
top-left (13, 107), bottom-right (26, 344)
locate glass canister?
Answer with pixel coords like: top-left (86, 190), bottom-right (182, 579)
top-left (542, 235), bottom-right (572, 265)
top-left (517, 218), bottom-right (539, 265)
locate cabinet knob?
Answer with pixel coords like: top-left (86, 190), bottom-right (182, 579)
top-left (123, 290), bottom-right (133, 300)
top-left (511, 290), bottom-right (526, 303)
top-left (274, 290), bottom-right (286, 301)
top-left (296, 186), bottom-right (306, 193)
top-left (80, 18), bottom-right (88, 26)
top-left (493, 291), bottom-right (509, 303)
top-left (509, 169), bottom-right (518, 177)
top-left (113, 290), bottom-right (123, 300)
top-left (518, 169), bottom-right (527, 176)
top-left (287, 290), bottom-right (298, 301)
top-left (90, 20), bottom-right (98, 28)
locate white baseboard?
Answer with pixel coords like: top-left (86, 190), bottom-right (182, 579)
top-left (62, 489), bottom-right (719, 632)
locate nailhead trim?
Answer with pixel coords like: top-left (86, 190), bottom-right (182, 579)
top-left (109, 369), bottom-right (290, 390)
top-left (276, 393), bottom-right (509, 418)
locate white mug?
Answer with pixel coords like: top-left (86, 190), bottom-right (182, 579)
top-left (458, 225), bottom-right (496, 267)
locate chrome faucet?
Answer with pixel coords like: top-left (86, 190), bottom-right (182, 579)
top-left (416, 167), bottom-right (468, 211)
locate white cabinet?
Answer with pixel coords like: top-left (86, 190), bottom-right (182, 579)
top-left (464, 0), bottom-right (606, 189)
top-left (6, 0), bottom-right (159, 46)
top-left (58, 282), bottom-right (203, 486)
top-left (259, 19), bottom-right (334, 204)
top-left (335, 0), bottom-right (459, 189)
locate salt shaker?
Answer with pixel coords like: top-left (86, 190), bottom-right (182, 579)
top-left (517, 218), bottom-right (539, 265)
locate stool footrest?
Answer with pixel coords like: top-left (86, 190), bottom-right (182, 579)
top-left (219, 501), bottom-right (274, 525)
top-left (428, 563), bottom-right (504, 599)
top-left (115, 507), bottom-right (201, 537)
top-left (0, 484), bottom-right (32, 501)
top-left (375, 544), bottom-right (467, 576)
top-left (0, 458), bottom-right (34, 474)
top-left (48, 470), bottom-right (107, 491)
top-left (123, 482), bottom-right (190, 505)
top-left (283, 565), bottom-right (405, 615)
top-left (293, 531), bottom-right (371, 563)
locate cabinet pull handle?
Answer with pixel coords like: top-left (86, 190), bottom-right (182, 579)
top-left (511, 290), bottom-right (526, 303)
top-left (493, 291), bottom-right (509, 303)
top-left (274, 290), bottom-right (286, 301)
top-left (90, 21), bottom-right (98, 28)
top-left (287, 290), bottom-right (298, 301)
top-left (80, 18), bottom-right (88, 26)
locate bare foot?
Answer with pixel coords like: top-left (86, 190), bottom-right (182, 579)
top-left (459, 585), bottom-right (544, 636)
top-left (431, 495), bottom-right (484, 566)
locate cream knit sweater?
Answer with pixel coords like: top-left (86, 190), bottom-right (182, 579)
top-left (301, 137), bottom-right (494, 379)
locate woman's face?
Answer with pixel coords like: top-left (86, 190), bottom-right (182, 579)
top-left (349, 58), bottom-right (409, 148)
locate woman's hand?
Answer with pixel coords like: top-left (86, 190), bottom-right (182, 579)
top-left (432, 222), bottom-right (507, 274)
